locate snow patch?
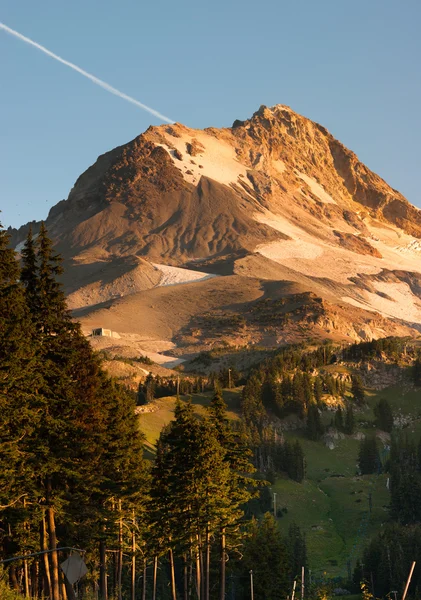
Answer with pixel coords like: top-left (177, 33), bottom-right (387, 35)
top-left (153, 264), bottom-right (217, 287)
top-left (343, 282), bottom-right (421, 324)
top-left (296, 172), bottom-right (336, 204)
top-left (254, 210), bottom-right (324, 260)
top-left (395, 240), bottom-right (421, 254)
top-left (273, 159), bottom-right (287, 175)
top-left (157, 130), bottom-right (250, 189)
top-left (256, 239), bottom-right (323, 261)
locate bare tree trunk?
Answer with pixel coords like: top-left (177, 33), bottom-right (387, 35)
top-left (152, 556), bottom-right (158, 600)
top-left (117, 500), bottom-right (123, 600)
top-left (169, 548), bottom-right (177, 600)
top-left (142, 559), bottom-right (147, 600)
top-left (99, 540), bottom-right (108, 600)
top-left (205, 526), bottom-right (210, 600)
top-left (41, 515), bottom-right (51, 598)
top-left (219, 528), bottom-right (226, 600)
top-left (188, 552), bottom-right (193, 600)
top-left (183, 554), bottom-right (188, 600)
top-left (195, 542), bottom-right (201, 600)
top-left (9, 564), bottom-right (19, 590)
top-left (23, 557), bottom-right (30, 598)
top-left (46, 479), bottom-right (60, 600)
top-left (31, 560), bottom-right (39, 599)
top-left (199, 540), bottom-right (205, 600)
top-left (61, 575), bottom-right (68, 600)
top-left (131, 516), bottom-right (136, 600)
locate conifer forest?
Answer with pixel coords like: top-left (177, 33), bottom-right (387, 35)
top-left (3, 222), bottom-right (421, 600)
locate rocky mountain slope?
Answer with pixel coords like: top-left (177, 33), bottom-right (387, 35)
top-left (10, 105), bottom-right (421, 364)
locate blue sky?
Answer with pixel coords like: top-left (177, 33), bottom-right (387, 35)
top-left (1, 0), bottom-right (420, 229)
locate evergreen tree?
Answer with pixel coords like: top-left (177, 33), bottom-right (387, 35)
top-left (14, 223), bottom-right (149, 598)
top-left (313, 376), bottom-right (323, 405)
top-left (20, 225), bottom-right (38, 312)
top-left (138, 372), bottom-right (155, 405)
top-left (149, 400), bottom-right (231, 599)
top-left (241, 374), bottom-right (265, 428)
top-left (344, 403), bottom-right (355, 434)
top-left (351, 374), bottom-right (365, 404)
top-left (289, 440), bottom-right (305, 483)
top-left (306, 405), bottom-right (324, 441)
top-left (334, 407), bottom-right (344, 431)
top-left (0, 223), bottom-right (41, 528)
top-left (358, 437), bottom-right (380, 474)
top-left (287, 523), bottom-right (308, 580)
top-left (208, 389), bottom-right (259, 600)
top-left (374, 398), bottom-right (394, 432)
top-left (240, 513), bottom-right (290, 600)
top-left (414, 354), bottom-right (421, 386)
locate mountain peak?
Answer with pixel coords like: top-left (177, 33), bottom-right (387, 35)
top-left (10, 104), bottom-right (421, 353)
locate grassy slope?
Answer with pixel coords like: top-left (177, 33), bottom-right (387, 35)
top-left (138, 379), bottom-right (420, 580)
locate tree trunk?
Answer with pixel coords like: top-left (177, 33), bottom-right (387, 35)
top-left (169, 548), bottom-right (177, 600)
top-left (31, 560), bottom-right (39, 599)
top-left (46, 479), bottom-right (60, 600)
top-left (219, 527), bottom-right (226, 600)
top-left (9, 564), bottom-right (19, 590)
top-left (195, 542), bottom-right (201, 600)
top-left (142, 559), bottom-right (147, 600)
top-left (99, 540), bottom-right (108, 600)
top-left (199, 540), bottom-right (205, 600)
top-left (183, 554), bottom-right (188, 600)
top-left (41, 515), bottom-right (51, 598)
top-left (131, 519), bottom-right (136, 600)
top-left (152, 556), bottom-right (158, 600)
top-left (188, 553), bottom-right (193, 600)
top-left (117, 500), bottom-right (123, 600)
top-left (23, 557), bottom-right (30, 598)
top-left (205, 526), bottom-right (210, 600)
top-left (61, 576), bottom-right (69, 600)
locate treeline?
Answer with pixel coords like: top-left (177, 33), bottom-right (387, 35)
top-left (137, 367), bottom-right (241, 405)
top-left (241, 344), bottom-right (346, 427)
top-left (344, 336), bottom-right (414, 361)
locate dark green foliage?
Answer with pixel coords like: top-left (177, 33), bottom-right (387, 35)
top-left (241, 342), bottom-right (355, 432)
top-left (374, 398), bottom-right (394, 432)
top-left (334, 407), bottom-right (344, 431)
top-left (314, 376), bottom-right (323, 404)
top-left (241, 374), bottom-right (265, 428)
top-left (345, 337), bottom-right (411, 361)
top-left (414, 354), bottom-right (421, 386)
top-left (1, 223), bottom-right (149, 598)
top-left (356, 523), bottom-right (421, 598)
top-left (287, 522), bottom-right (308, 579)
top-left (306, 404), bottom-right (324, 441)
top-left (138, 372), bottom-right (156, 404)
top-left (358, 436), bottom-right (380, 474)
top-left (19, 225), bottom-right (38, 311)
top-left (389, 434), bottom-right (421, 525)
top-left (344, 403), bottom-right (355, 434)
top-left (238, 513), bottom-right (291, 600)
top-left (351, 374), bottom-right (365, 404)
top-left (289, 440), bottom-right (305, 483)
top-left (0, 224), bottom-right (41, 518)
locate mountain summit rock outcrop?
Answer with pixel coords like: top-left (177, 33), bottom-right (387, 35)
top-left (11, 105), bottom-right (421, 362)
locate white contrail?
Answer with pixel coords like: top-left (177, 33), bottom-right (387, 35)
top-left (0, 21), bottom-right (174, 124)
